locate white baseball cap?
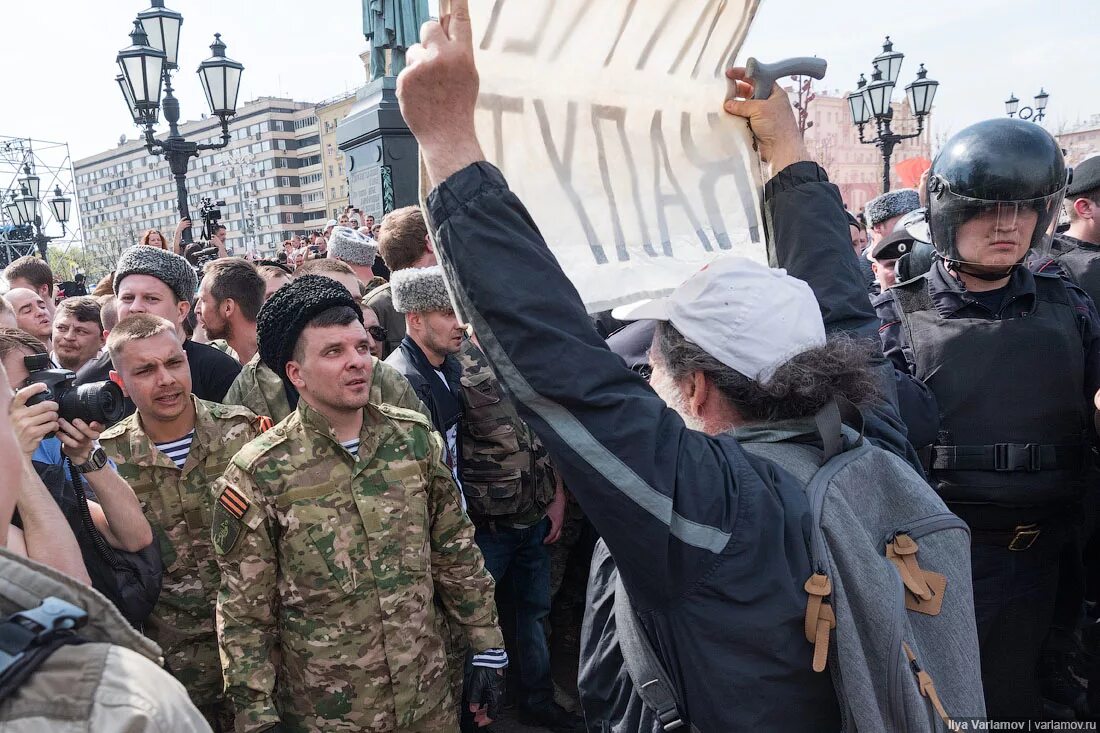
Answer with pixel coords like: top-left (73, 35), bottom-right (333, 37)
top-left (613, 257), bottom-right (827, 384)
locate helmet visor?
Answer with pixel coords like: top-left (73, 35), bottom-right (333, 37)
top-left (932, 188), bottom-right (1064, 269)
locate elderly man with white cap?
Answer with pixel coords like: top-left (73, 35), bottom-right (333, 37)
top-left (393, 7), bottom-right (976, 731)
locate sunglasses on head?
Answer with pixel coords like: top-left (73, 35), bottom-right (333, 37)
top-left (366, 326), bottom-right (388, 342)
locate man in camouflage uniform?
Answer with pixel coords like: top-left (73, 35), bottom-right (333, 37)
top-left (214, 276), bottom-right (506, 733)
top-left (456, 339), bottom-right (580, 731)
top-left (225, 268), bottom-right (427, 423)
top-left (100, 314), bottom-right (268, 731)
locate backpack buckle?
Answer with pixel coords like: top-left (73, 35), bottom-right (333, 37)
top-left (640, 681), bottom-right (685, 731)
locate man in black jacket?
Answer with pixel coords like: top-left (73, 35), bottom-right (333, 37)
top-left (384, 265), bottom-right (465, 487)
top-left (75, 246), bottom-right (241, 405)
top-left (393, 6), bottom-right (947, 729)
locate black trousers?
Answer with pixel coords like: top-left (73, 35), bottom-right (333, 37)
top-left (971, 527), bottom-right (1070, 720)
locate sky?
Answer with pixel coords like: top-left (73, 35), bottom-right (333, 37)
top-left (0, 0), bottom-right (1097, 162)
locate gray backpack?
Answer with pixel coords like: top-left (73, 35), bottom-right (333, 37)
top-left (616, 403), bottom-right (986, 731)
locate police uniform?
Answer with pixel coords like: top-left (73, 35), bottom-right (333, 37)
top-left (875, 119), bottom-right (1100, 720)
top-left (0, 548), bottom-right (211, 732)
top-left (100, 397), bottom-right (266, 731)
top-left (224, 352), bottom-right (430, 425)
top-left (1050, 157), bottom-right (1100, 294)
top-left (212, 399), bottom-right (503, 733)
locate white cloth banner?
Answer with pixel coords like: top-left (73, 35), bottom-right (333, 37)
top-left (463, 0), bottom-right (765, 313)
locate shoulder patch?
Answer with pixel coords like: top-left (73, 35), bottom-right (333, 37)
top-left (212, 500), bottom-right (243, 555)
top-left (377, 402), bottom-right (432, 429)
top-left (218, 484), bottom-right (250, 520)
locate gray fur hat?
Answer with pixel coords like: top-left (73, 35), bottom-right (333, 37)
top-left (114, 245), bottom-right (197, 303)
top-left (391, 266), bottom-right (453, 313)
top-left (864, 189), bottom-right (920, 227)
top-left (328, 226), bottom-right (378, 267)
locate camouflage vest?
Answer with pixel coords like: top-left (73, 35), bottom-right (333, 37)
top-left (456, 339), bottom-right (556, 522)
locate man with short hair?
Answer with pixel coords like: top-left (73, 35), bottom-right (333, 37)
top-left (215, 275), bottom-right (506, 731)
top-left (210, 224), bottom-right (229, 258)
top-left (1051, 156), bottom-right (1100, 292)
top-left (99, 294), bottom-right (119, 334)
top-left (100, 313), bottom-right (266, 731)
top-left (329, 225), bottom-right (382, 287)
top-left (195, 258), bottom-right (265, 366)
top-left (4, 288), bottom-right (52, 348)
top-left (385, 266), bottom-right (465, 485)
top-left (869, 230), bottom-right (918, 293)
top-left (296, 257), bottom-right (362, 295)
top-left (52, 296), bottom-right (105, 373)
top-left (75, 245), bottom-right (242, 402)
top-left (864, 188), bottom-right (921, 247)
top-left (367, 206), bottom-right (436, 357)
top-left (3, 255), bottom-right (55, 319)
top-left (256, 262), bottom-right (293, 301)
top-left (224, 269), bottom-right (422, 425)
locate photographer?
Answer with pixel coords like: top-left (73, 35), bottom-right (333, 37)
top-left (0, 328), bottom-right (158, 625)
top-left (174, 201), bottom-right (230, 268)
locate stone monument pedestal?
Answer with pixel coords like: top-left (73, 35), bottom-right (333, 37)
top-left (336, 76), bottom-right (420, 222)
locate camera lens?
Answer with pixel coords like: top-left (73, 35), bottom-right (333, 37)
top-left (58, 380), bottom-right (126, 426)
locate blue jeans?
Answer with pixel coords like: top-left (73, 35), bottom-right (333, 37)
top-left (474, 517), bottom-right (553, 708)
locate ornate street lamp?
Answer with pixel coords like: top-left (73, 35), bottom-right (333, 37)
top-left (3, 167), bottom-right (71, 258)
top-left (849, 36), bottom-right (939, 193)
top-left (116, 2), bottom-right (245, 248)
top-left (1006, 89), bottom-right (1049, 123)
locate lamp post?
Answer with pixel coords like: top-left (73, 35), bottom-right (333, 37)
top-left (3, 163), bottom-right (71, 258)
top-left (1005, 89), bottom-right (1048, 123)
top-left (847, 36), bottom-right (939, 193)
top-left (116, 1), bottom-right (244, 247)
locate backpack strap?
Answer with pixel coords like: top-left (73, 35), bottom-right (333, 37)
top-left (613, 573), bottom-right (701, 733)
top-left (0, 597), bottom-right (89, 702)
top-left (813, 398), bottom-right (865, 462)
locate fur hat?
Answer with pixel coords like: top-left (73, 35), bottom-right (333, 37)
top-left (256, 275), bottom-right (363, 383)
top-left (328, 226), bottom-right (379, 267)
top-left (114, 245), bottom-right (197, 303)
top-left (864, 189), bottom-right (920, 228)
top-left (391, 266), bottom-right (453, 313)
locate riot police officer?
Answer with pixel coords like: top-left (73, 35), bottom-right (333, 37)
top-left (875, 118), bottom-right (1100, 721)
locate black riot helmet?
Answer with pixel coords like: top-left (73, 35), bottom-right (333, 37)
top-left (927, 118), bottom-right (1068, 272)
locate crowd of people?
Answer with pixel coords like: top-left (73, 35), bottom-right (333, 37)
top-left (4, 3), bottom-right (1100, 732)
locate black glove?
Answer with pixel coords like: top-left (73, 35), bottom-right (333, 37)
top-left (466, 665), bottom-right (505, 721)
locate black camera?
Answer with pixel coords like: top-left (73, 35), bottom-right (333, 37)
top-left (23, 354), bottom-right (125, 426)
top-left (183, 197), bottom-right (228, 268)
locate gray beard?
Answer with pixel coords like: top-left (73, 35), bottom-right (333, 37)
top-left (650, 366), bottom-right (705, 432)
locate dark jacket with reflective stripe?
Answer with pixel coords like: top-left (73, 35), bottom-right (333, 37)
top-left (427, 160), bottom-right (918, 731)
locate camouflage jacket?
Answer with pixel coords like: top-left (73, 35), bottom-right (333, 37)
top-left (100, 397), bottom-right (264, 706)
top-left (224, 352), bottom-right (429, 425)
top-left (213, 399), bottom-right (502, 733)
top-left (456, 339), bottom-right (556, 524)
top-left (0, 549), bottom-right (212, 732)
